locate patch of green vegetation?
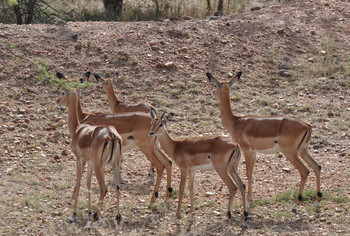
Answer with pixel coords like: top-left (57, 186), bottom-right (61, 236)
top-left (47, 162), bottom-right (64, 172)
top-left (299, 103), bottom-right (312, 112)
top-left (188, 87), bottom-right (201, 95)
top-left (174, 81), bottom-right (186, 89)
top-left (251, 189), bottom-right (350, 207)
top-left (171, 188), bottom-right (179, 199)
top-left (258, 95), bottom-right (271, 106)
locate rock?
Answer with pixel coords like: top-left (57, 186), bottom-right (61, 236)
top-left (327, 110), bottom-right (334, 117)
top-left (61, 149), bottom-right (69, 156)
top-left (251, 6), bottom-right (262, 11)
top-left (277, 29), bottom-right (285, 35)
top-left (149, 40), bottom-right (158, 46)
top-left (209, 16), bottom-right (220, 21)
top-left (45, 16), bottom-right (67, 26)
top-left (183, 16), bottom-right (193, 20)
top-left (169, 17), bottom-right (180, 21)
top-left (205, 192), bottom-right (215, 196)
top-left (282, 168), bottom-right (291, 173)
top-left (8, 126), bottom-right (15, 131)
top-left (271, 103), bottom-right (279, 109)
top-left (53, 154), bottom-right (60, 162)
top-left (158, 62), bottom-right (177, 70)
top-left (53, 211), bottom-right (61, 216)
top-left (323, 85), bottom-right (331, 90)
top-left (151, 45), bottom-right (160, 51)
top-left (308, 58), bottom-right (314, 63)
top-left (279, 70), bottom-right (291, 77)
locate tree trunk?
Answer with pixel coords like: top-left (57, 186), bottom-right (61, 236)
top-left (217, 0), bottom-right (223, 13)
top-left (206, 0), bottom-right (211, 12)
top-left (103, 0), bottom-right (123, 16)
top-left (25, 0), bottom-right (37, 24)
top-left (14, 5), bottom-right (23, 24)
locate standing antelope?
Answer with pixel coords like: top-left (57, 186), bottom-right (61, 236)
top-left (56, 72), bottom-right (173, 206)
top-left (94, 73), bottom-right (156, 176)
top-left (206, 72), bottom-right (322, 211)
top-left (57, 89), bottom-right (123, 225)
top-left (149, 109), bottom-right (248, 225)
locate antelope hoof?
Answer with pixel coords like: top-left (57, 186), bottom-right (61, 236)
top-left (68, 213), bottom-right (77, 223)
top-left (87, 213), bottom-right (92, 221)
top-left (292, 204), bottom-right (298, 213)
top-left (116, 214), bottom-right (122, 225)
top-left (93, 212), bottom-right (99, 221)
top-left (241, 220), bottom-right (247, 228)
top-left (189, 214), bottom-right (193, 222)
top-left (67, 200), bottom-right (72, 205)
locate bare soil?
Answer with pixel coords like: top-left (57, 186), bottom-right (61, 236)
top-left (0, 0), bottom-right (349, 235)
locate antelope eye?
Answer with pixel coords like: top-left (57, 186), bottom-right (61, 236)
top-left (158, 123), bottom-right (163, 127)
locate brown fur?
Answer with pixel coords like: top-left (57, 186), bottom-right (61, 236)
top-left (149, 109), bottom-right (247, 225)
top-left (207, 72), bottom-right (322, 209)
top-left (58, 89), bottom-right (123, 224)
top-left (59, 92), bottom-right (172, 206)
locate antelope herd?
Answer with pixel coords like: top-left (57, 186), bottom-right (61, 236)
top-left (56, 71), bottom-right (322, 227)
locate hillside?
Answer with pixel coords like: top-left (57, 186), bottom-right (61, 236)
top-left (0, 0), bottom-right (349, 235)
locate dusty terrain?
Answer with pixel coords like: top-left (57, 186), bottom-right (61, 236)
top-left (0, 0), bottom-right (349, 235)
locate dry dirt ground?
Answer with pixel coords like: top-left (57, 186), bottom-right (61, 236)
top-left (0, 0), bottom-right (350, 235)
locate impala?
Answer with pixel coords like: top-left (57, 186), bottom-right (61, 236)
top-left (58, 89), bottom-right (123, 225)
top-left (94, 73), bottom-right (156, 113)
top-left (94, 73), bottom-right (156, 176)
top-left (149, 109), bottom-right (248, 225)
top-left (57, 72), bottom-right (173, 205)
top-left (206, 72), bottom-right (322, 211)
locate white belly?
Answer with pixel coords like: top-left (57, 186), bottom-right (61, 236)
top-left (192, 162), bottom-right (215, 171)
top-left (255, 144), bottom-right (281, 154)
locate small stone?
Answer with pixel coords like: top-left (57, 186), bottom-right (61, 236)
top-left (323, 85), bottom-right (331, 90)
top-left (151, 46), bottom-right (160, 51)
top-left (279, 70), bottom-right (291, 77)
top-left (53, 154), bottom-right (60, 161)
top-left (277, 29), bottom-right (285, 35)
top-left (282, 168), bottom-right (291, 173)
top-left (271, 103), bottom-right (279, 109)
top-left (277, 153), bottom-right (283, 158)
top-left (251, 6), bottom-right (261, 11)
top-left (320, 50), bottom-right (326, 55)
top-left (209, 16), bottom-right (220, 21)
top-left (54, 211), bottom-right (61, 216)
top-left (8, 126), bottom-right (15, 131)
top-left (149, 40), bottom-right (158, 46)
top-left (163, 62), bottom-right (177, 70)
top-left (205, 192), bottom-right (215, 196)
top-left (308, 58), bottom-right (314, 63)
top-left (61, 149), bottom-right (69, 156)
top-left (183, 16), bottom-right (193, 20)
top-left (327, 110), bottom-right (334, 117)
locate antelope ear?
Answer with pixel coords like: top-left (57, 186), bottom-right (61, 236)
top-left (80, 71), bottom-right (91, 83)
top-left (206, 72), bottom-right (222, 88)
top-left (94, 73), bottom-right (105, 82)
top-left (84, 71), bottom-right (91, 79)
top-left (56, 72), bottom-right (66, 79)
top-left (150, 108), bottom-right (156, 119)
top-left (165, 113), bottom-right (174, 122)
top-left (228, 71), bottom-right (242, 87)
